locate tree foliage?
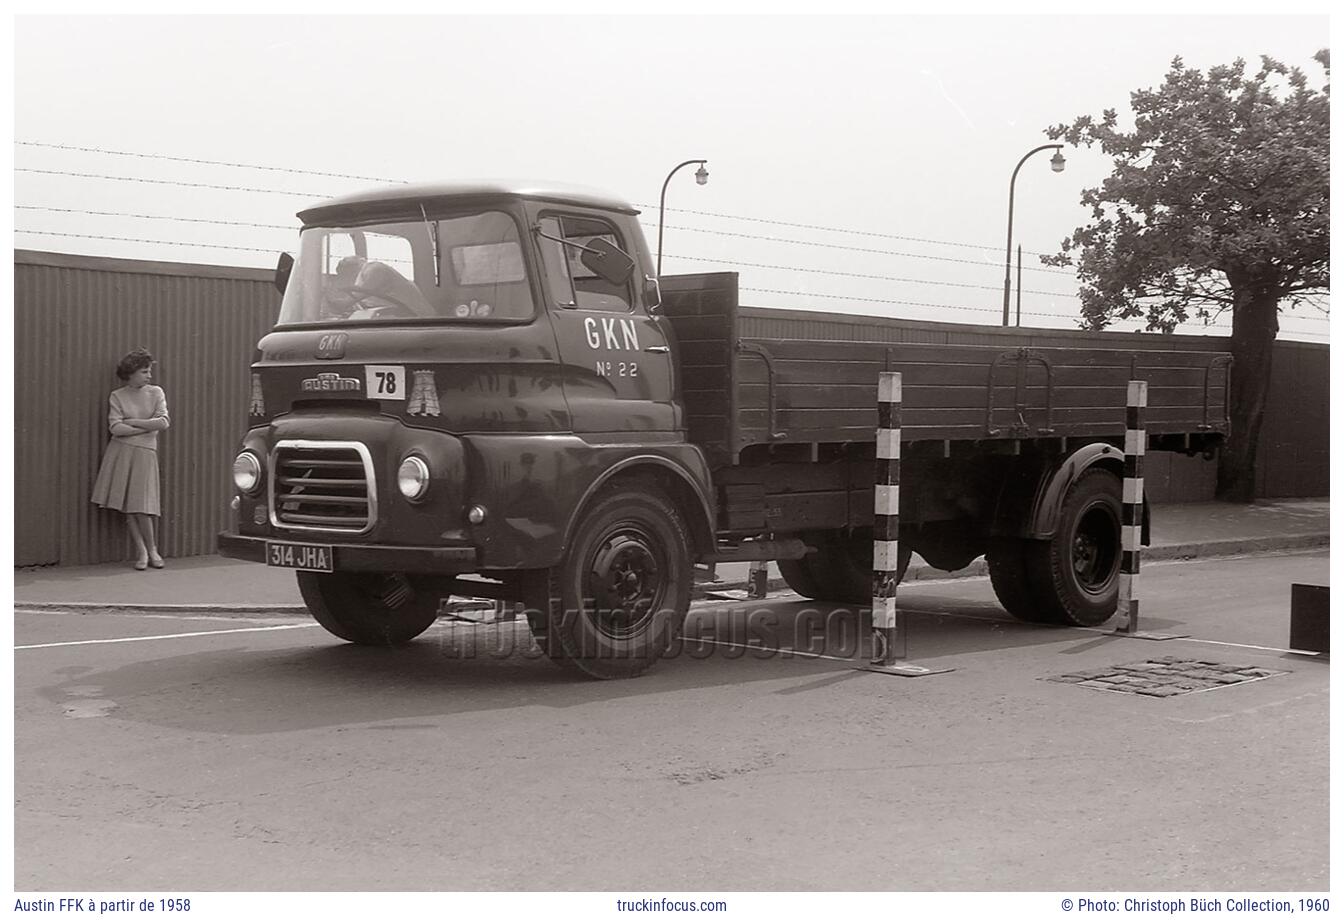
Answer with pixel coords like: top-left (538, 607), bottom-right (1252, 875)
top-left (1045, 50), bottom-right (1329, 332)
top-left (1044, 51), bottom-right (1329, 502)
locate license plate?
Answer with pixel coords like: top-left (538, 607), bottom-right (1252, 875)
top-left (266, 541), bottom-right (333, 572)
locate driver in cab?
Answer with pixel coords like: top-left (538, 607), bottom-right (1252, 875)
top-left (330, 256), bottom-right (436, 319)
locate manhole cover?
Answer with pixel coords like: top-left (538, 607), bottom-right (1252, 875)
top-left (1045, 657), bottom-right (1288, 697)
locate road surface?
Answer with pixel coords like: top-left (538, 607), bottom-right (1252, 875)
top-left (14, 550), bottom-right (1328, 891)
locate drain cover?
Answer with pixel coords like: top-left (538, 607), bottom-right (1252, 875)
top-left (1046, 657), bottom-right (1288, 697)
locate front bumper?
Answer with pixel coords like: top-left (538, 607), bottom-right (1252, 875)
top-left (217, 532), bottom-right (478, 575)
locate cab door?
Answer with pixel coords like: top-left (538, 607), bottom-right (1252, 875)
top-left (534, 211), bottom-right (679, 437)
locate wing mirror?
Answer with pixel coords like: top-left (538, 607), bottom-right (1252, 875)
top-left (274, 252), bottom-right (295, 295)
top-left (579, 237), bottom-right (635, 287)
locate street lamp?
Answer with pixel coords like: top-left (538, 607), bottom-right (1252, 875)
top-left (657, 159), bottom-right (709, 277)
top-left (1002, 144), bottom-right (1066, 326)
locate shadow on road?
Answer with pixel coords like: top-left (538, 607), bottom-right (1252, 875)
top-left (28, 591), bottom-right (1181, 736)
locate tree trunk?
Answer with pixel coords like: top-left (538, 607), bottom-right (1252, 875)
top-left (1215, 284), bottom-right (1280, 502)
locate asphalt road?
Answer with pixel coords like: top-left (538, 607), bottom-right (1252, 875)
top-left (14, 550), bottom-right (1328, 892)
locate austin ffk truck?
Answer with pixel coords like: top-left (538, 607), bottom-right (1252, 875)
top-left (218, 181), bottom-right (1231, 678)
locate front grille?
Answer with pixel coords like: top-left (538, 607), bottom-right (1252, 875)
top-left (272, 443), bottom-right (373, 532)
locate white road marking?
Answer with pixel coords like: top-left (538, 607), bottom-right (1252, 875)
top-left (15, 622), bottom-right (319, 650)
top-left (1166, 688), bottom-right (1329, 724)
top-left (684, 636), bottom-right (858, 664)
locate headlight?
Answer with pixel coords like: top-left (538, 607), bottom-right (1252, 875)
top-left (232, 451), bottom-right (262, 494)
top-left (397, 455), bottom-right (430, 502)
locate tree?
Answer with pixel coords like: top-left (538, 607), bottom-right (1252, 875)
top-left (1043, 51), bottom-right (1329, 502)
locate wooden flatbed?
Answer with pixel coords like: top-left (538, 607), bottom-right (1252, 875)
top-left (662, 272), bottom-right (1230, 468)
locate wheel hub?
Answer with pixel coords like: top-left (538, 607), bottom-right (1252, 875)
top-left (1072, 505), bottom-right (1118, 593)
top-left (587, 531), bottom-right (663, 637)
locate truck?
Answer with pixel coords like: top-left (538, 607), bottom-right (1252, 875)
top-left (217, 180), bottom-right (1231, 679)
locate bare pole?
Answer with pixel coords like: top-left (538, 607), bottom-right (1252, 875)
top-left (1016, 244), bottom-right (1023, 327)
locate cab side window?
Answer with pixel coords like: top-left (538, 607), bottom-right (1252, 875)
top-left (538, 214), bottom-right (633, 313)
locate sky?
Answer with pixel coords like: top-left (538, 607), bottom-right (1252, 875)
top-left (11, 13), bottom-right (1332, 342)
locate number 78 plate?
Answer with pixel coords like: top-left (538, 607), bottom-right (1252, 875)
top-left (266, 541), bottom-right (333, 572)
top-left (365, 365), bottom-right (406, 400)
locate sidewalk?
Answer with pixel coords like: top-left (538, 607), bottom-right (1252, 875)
top-left (12, 499), bottom-right (1329, 614)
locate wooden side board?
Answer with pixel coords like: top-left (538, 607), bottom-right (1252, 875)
top-left (658, 272), bottom-right (1232, 465)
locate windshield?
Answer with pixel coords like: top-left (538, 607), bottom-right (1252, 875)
top-left (276, 209), bottom-right (536, 325)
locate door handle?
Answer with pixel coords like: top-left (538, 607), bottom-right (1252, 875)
top-left (645, 345), bottom-right (670, 353)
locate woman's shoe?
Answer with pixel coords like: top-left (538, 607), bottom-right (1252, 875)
top-left (149, 554), bottom-right (165, 569)
top-left (133, 559), bottom-right (148, 571)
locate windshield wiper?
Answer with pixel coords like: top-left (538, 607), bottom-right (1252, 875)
top-left (420, 204), bottom-right (440, 287)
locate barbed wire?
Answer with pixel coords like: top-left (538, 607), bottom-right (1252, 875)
top-left (738, 286), bottom-right (1054, 318)
top-left (16, 167), bottom-right (326, 198)
top-left (666, 252), bottom-right (1075, 298)
top-left (662, 223), bottom-right (1074, 276)
top-left (15, 204), bottom-right (295, 231)
top-left (16, 139), bottom-right (1051, 257)
top-left (16, 141), bottom-right (406, 184)
top-left (15, 229), bottom-right (284, 255)
top-left (644, 201), bottom-right (1054, 258)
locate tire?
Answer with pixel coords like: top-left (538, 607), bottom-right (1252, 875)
top-left (524, 481), bottom-right (693, 679)
top-left (987, 537), bottom-right (1054, 624)
top-left (297, 571), bottom-right (444, 646)
top-left (777, 557), bottom-right (824, 599)
top-left (1024, 468), bottom-right (1124, 627)
top-left (784, 529), bottom-right (910, 604)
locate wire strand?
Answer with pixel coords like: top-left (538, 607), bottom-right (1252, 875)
top-left (665, 252), bottom-right (1075, 298)
top-left (16, 140), bottom-right (406, 184)
top-left (16, 167), bottom-right (325, 198)
top-left (15, 229), bottom-right (284, 255)
top-left (739, 286), bottom-right (1048, 317)
top-left (15, 204), bottom-right (296, 231)
top-left (18, 140), bottom-right (1057, 258)
top-left (662, 223), bottom-right (1074, 276)
top-left (641, 201), bottom-right (1056, 259)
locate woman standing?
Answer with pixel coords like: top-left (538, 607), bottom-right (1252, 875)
top-left (91, 347), bottom-right (171, 570)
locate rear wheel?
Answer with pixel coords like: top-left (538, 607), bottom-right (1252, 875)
top-left (297, 571), bottom-right (444, 646)
top-left (987, 537), bottom-right (1053, 624)
top-left (1025, 468), bottom-right (1124, 627)
top-left (781, 529), bottom-right (910, 604)
top-left (524, 481), bottom-right (692, 679)
top-left (777, 557), bottom-right (823, 598)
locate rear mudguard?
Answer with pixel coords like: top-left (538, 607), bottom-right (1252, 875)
top-left (992, 442), bottom-right (1149, 543)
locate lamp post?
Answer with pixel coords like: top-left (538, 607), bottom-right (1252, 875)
top-left (657, 159), bottom-right (709, 277)
top-left (1002, 144), bottom-right (1065, 326)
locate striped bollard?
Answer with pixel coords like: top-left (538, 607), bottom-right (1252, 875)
top-left (870, 371), bottom-right (904, 665)
top-left (1116, 380), bottom-right (1147, 635)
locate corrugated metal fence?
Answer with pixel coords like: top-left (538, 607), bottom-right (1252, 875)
top-left (13, 252), bottom-right (1329, 566)
top-left (15, 250), bottom-right (279, 566)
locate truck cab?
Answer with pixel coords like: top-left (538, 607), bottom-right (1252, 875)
top-left (219, 182), bottom-right (715, 678)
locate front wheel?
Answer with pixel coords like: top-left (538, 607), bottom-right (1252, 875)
top-left (297, 571), bottom-right (444, 646)
top-left (1024, 468), bottom-right (1124, 627)
top-left (525, 481), bottom-right (693, 679)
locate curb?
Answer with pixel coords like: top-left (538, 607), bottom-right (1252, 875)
top-left (16, 533), bottom-right (1329, 616)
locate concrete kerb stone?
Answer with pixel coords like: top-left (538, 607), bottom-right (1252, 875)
top-left (17, 532), bottom-right (1328, 616)
top-left (15, 602), bottom-right (310, 618)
